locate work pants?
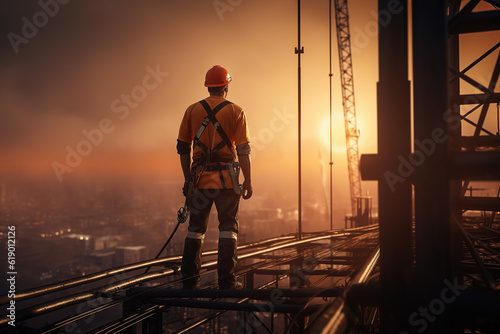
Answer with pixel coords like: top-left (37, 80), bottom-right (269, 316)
top-left (181, 188), bottom-right (240, 289)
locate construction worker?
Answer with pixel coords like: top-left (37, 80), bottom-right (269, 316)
top-left (177, 65), bottom-right (252, 289)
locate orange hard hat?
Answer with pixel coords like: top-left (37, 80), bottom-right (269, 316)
top-left (204, 65), bottom-right (232, 87)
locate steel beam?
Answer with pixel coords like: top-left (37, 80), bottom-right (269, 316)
top-left (152, 298), bottom-right (320, 314)
top-left (304, 246), bottom-right (380, 333)
top-left (151, 274), bottom-right (289, 334)
top-left (449, 151), bottom-right (500, 180)
top-left (413, 1), bottom-right (454, 333)
top-left (461, 197), bottom-right (500, 211)
top-left (449, 10), bottom-right (500, 34)
top-left (130, 287), bottom-right (342, 300)
top-left (254, 268), bottom-right (353, 276)
top-left (458, 93), bottom-right (500, 104)
top-left (448, 5), bottom-right (464, 327)
top-left (460, 135), bottom-right (500, 148)
top-left (374, 0), bottom-right (413, 332)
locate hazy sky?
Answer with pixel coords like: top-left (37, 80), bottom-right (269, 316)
top-left (1, 1), bottom-right (499, 226)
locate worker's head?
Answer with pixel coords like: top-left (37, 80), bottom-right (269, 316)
top-left (205, 65), bottom-right (231, 96)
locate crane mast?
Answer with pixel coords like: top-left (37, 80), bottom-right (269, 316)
top-left (333, 0), bottom-right (362, 218)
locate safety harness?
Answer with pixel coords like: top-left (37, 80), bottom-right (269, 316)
top-left (190, 100), bottom-right (240, 190)
top-left (193, 100), bottom-right (236, 163)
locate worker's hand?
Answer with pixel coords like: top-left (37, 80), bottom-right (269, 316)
top-left (242, 179), bottom-right (252, 200)
top-left (182, 180), bottom-right (189, 197)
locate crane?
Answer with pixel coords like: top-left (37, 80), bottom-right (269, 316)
top-left (333, 0), bottom-right (362, 219)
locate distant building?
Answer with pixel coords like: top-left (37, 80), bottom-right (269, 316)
top-left (115, 246), bottom-right (148, 266)
top-left (62, 233), bottom-right (92, 251)
top-left (83, 251), bottom-right (116, 269)
top-left (93, 235), bottom-right (121, 251)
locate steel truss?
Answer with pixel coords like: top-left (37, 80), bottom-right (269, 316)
top-left (360, 0), bottom-right (500, 333)
top-left (334, 0), bottom-right (363, 218)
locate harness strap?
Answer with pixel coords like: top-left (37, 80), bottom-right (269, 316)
top-left (217, 163), bottom-right (227, 188)
top-left (192, 100), bottom-right (232, 154)
top-left (198, 100), bottom-right (236, 161)
top-left (193, 156), bottom-right (234, 164)
top-left (203, 164), bottom-right (231, 172)
top-left (191, 99), bottom-right (235, 188)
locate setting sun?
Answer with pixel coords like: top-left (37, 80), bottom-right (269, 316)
top-left (318, 113), bottom-right (347, 154)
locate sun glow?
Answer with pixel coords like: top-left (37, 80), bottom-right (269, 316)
top-left (318, 114), bottom-right (346, 154)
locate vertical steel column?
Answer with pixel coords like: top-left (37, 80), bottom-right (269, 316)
top-left (142, 310), bottom-right (162, 334)
top-left (448, 0), bottom-right (464, 295)
top-left (246, 270), bottom-right (255, 289)
top-left (123, 291), bottom-right (140, 334)
top-left (295, 0), bottom-right (304, 240)
top-left (329, 0), bottom-right (334, 231)
top-left (377, 0), bottom-right (413, 332)
top-left (413, 0), bottom-right (453, 332)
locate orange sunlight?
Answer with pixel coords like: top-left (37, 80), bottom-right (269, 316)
top-left (318, 113), bottom-right (348, 154)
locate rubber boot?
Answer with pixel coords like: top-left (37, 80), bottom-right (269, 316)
top-left (217, 238), bottom-right (239, 289)
top-left (181, 238), bottom-right (203, 289)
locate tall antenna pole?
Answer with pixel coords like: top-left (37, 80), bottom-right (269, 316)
top-left (295, 0), bottom-right (304, 239)
top-left (329, 0), bottom-right (334, 230)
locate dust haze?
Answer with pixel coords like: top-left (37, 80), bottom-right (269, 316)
top-left (1, 1), bottom-right (498, 233)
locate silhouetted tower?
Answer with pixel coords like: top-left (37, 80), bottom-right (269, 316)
top-left (334, 0), bottom-right (362, 217)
